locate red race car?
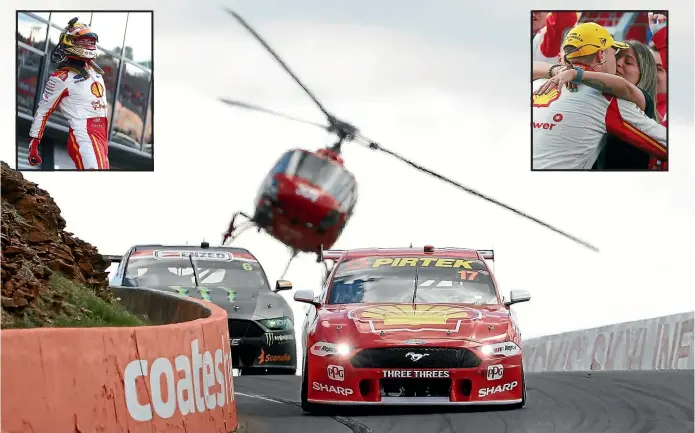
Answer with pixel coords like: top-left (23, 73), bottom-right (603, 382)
top-left (293, 245), bottom-right (531, 412)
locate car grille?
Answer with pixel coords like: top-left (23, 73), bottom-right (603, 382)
top-left (228, 319), bottom-right (265, 338)
top-left (380, 378), bottom-right (451, 398)
top-left (350, 347), bottom-right (481, 369)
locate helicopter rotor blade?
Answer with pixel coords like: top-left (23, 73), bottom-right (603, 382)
top-left (354, 135), bottom-right (599, 252)
top-left (219, 98), bottom-right (329, 130)
top-left (224, 9), bottom-right (598, 253)
top-left (224, 8), bottom-right (334, 121)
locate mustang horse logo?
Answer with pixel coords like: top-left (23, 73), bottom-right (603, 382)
top-left (405, 352), bottom-right (429, 362)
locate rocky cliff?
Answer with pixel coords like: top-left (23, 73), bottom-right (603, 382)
top-left (1, 161), bottom-right (112, 326)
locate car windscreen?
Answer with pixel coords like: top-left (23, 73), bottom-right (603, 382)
top-left (123, 249), bottom-right (269, 291)
top-left (287, 150), bottom-right (354, 199)
top-left (327, 256), bottom-right (498, 305)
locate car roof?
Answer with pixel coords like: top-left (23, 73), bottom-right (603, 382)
top-left (130, 244), bottom-right (255, 255)
top-left (342, 247), bottom-right (481, 260)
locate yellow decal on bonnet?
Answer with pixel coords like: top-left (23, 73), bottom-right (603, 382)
top-left (359, 304), bottom-right (470, 326)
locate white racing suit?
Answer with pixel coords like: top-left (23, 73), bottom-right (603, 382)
top-left (532, 79), bottom-right (667, 170)
top-left (29, 65), bottom-right (110, 169)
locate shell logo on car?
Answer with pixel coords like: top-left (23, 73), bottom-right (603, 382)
top-left (348, 304), bottom-right (481, 333)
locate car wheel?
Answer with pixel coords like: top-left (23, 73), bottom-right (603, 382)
top-left (300, 357), bottom-right (325, 414)
top-left (509, 366), bottom-right (527, 410)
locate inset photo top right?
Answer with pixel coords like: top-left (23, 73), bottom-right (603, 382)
top-left (531, 11), bottom-right (668, 171)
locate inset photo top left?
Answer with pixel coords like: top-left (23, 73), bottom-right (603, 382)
top-left (16, 11), bottom-right (154, 171)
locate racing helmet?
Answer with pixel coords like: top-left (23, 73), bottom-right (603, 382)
top-left (51, 18), bottom-right (99, 63)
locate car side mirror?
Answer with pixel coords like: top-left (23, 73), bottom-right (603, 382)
top-left (504, 289), bottom-right (531, 307)
top-left (275, 280), bottom-right (293, 292)
top-left (294, 289), bottom-right (320, 307)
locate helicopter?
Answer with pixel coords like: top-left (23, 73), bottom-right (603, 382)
top-left (220, 9), bottom-right (599, 278)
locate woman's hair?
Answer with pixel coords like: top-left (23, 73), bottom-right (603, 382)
top-left (623, 40), bottom-right (659, 120)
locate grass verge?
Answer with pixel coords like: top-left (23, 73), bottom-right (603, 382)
top-left (2, 274), bottom-right (150, 329)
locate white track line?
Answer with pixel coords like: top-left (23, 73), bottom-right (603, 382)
top-left (235, 391), bottom-right (287, 404)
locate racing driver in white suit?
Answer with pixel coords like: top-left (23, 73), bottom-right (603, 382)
top-left (532, 22), bottom-right (667, 170)
top-left (28, 18), bottom-right (110, 170)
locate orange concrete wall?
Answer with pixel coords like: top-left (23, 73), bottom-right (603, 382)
top-left (1, 300), bottom-right (237, 433)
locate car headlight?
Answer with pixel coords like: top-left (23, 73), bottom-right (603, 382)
top-left (260, 316), bottom-right (293, 331)
top-left (479, 341), bottom-right (521, 357)
top-left (309, 341), bottom-right (351, 357)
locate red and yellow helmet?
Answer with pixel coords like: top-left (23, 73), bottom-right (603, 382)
top-left (58, 20), bottom-right (99, 60)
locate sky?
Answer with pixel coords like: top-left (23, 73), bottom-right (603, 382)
top-left (2, 0), bottom-right (694, 353)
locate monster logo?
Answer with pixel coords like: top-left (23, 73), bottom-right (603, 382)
top-left (348, 304), bottom-right (481, 334)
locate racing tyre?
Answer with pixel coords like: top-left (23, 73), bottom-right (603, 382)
top-left (300, 357), bottom-right (327, 414)
top-left (509, 367), bottom-right (527, 410)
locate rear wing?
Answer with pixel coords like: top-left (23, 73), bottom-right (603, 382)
top-left (319, 249), bottom-right (344, 284)
top-left (478, 249), bottom-right (494, 272)
top-left (102, 255), bottom-right (123, 264)
top-left (320, 249), bottom-right (346, 262)
top-left (319, 248), bottom-right (494, 262)
top-left (426, 248), bottom-right (495, 269)
top-left (477, 250), bottom-right (494, 260)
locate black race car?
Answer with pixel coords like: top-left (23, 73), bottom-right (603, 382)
top-left (106, 242), bottom-right (297, 375)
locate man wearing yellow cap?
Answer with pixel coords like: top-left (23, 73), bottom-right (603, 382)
top-left (532, 22), bottom-right (667, 170)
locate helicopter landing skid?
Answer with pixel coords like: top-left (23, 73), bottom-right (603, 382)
top-left (279, 249), bottom-right (299, 280)
top-left (222, 211), bottom-right (256, 245)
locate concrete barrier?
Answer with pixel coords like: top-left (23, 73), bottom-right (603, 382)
top-left (111, 285), bottom-right (212, 324)
top-left (1, 291), bottom-right (238, 433)
top-left (523, 311), bottom-right (694, 372)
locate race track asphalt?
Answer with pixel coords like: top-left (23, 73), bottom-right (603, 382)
top-left (233, 370), bottom-right (694, 433)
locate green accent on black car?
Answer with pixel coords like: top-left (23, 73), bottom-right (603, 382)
top-left (260, 316), bottom-right (293, 330)
top-left (198, 288), bottom-right (211, 301)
